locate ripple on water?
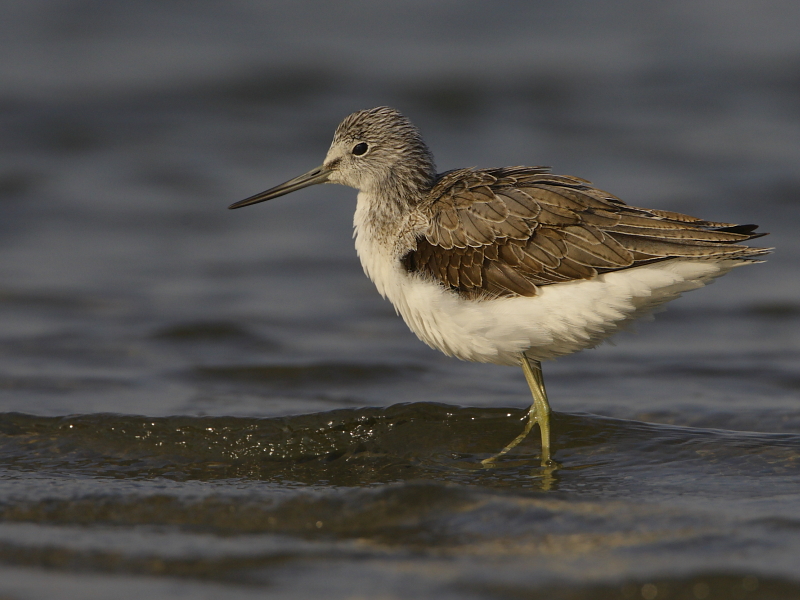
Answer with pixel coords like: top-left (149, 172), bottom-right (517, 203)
top-left (1, 406), bottom-right (798, 491)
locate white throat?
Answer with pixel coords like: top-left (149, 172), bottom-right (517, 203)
top-left (352, 191), bottom-right (409, 300)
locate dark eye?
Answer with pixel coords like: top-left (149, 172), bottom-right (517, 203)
top-left (352, 142), bottom-right (368, 156)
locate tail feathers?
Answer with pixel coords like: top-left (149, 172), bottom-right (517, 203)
top-left (607, 215), bottom-right (771, 263)
top-left (712, 223), bottom-right (769, 239)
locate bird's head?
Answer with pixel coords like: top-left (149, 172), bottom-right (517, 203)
top-left (229, 107), bottom-right (435, 210)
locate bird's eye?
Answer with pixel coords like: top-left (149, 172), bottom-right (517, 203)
top-left (352, 142), bottom-right (368, 156)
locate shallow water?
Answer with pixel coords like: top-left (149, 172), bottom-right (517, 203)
top-left (1, 1), bottom-right (800, 599)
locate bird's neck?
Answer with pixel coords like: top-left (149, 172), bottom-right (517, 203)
top-left (353, 188), bottom-right (410, 250)
top-left (356, 169), bottom-right (431, 238)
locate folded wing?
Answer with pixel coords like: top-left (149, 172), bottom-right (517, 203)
top-left (402, 167), bottom-right (769, 298)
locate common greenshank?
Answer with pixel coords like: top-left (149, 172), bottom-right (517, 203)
top-left (229, 106), bottom-right (769, 466)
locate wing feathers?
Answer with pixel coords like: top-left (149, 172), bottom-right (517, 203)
top-left (404, 167), bottom-right (769, 299)
top-left (496, 190), bottom-right (541, 217)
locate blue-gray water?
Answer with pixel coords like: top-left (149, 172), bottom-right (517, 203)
top-left (1, 2), bottom-right (799, 599)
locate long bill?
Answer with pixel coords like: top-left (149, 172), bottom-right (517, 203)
top-left (228, 165), bottom-right (331, 209)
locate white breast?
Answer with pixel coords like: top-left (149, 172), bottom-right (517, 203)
top-left (353, 192), bottom-right (741, 367)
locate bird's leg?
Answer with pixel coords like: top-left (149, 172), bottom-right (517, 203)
top-left (482, 353), bottom-right (552, 466)
top-left (522, 355), bottom-right (552, 465)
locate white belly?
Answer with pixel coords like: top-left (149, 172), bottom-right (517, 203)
top-left (353, 194), bottom-right (741, 367)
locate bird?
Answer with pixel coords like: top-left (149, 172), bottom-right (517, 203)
top-left (229, 106), bottom-right (769, 467)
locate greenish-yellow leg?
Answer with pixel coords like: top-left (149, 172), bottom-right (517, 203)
top-left (481, 353), bottom-right (552, 466)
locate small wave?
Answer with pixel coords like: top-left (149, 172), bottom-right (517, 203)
top-left (1, 407), bottom-right (797, 488)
